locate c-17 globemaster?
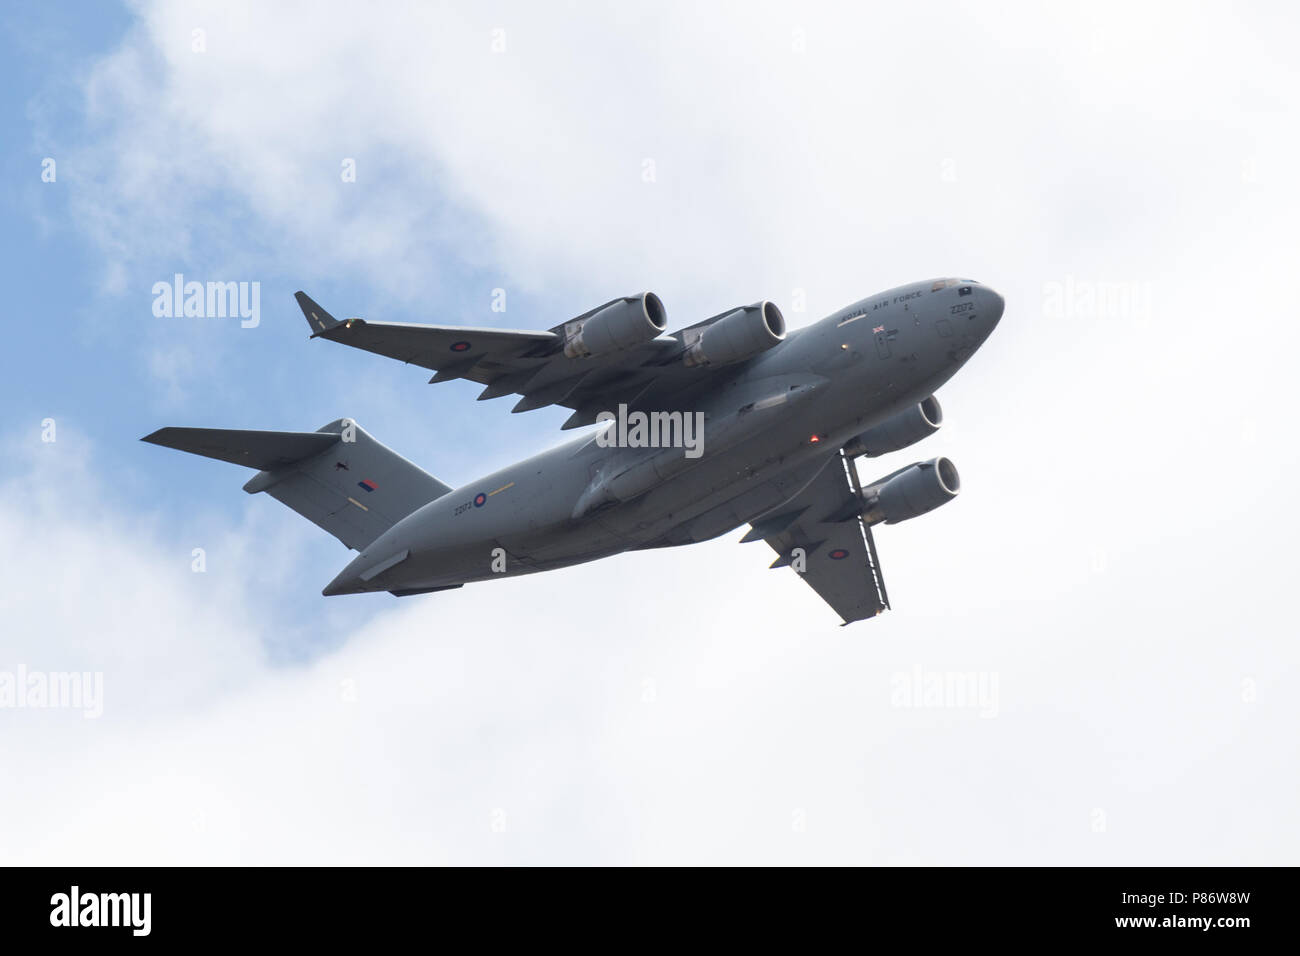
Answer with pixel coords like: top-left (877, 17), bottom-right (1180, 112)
top-left (143, 278), bottom-right (1003, 623)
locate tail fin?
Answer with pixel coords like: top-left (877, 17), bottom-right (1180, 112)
top-left (142, 419), bottom-right (453, 550)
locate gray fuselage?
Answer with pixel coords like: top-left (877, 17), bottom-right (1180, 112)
top-left (324, 278), bottom-right (1003, 595)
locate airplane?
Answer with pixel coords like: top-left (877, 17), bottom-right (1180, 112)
top-left (142, 278), bottom-right (1003, 624)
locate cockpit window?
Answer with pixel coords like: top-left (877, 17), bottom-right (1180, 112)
top-left (930, 278), bottom-right (962, 291)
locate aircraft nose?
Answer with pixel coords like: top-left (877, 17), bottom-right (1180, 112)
top-left (984, 286), bottom-right (1005, 323)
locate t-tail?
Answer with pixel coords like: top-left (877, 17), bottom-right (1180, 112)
top-left (141, 418), bottom-right (452, 551)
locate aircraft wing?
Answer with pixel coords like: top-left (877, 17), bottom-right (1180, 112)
top-left (296, 292), bottom-right (691, 428)
top-left (747, 450), bottom-right (890, 624)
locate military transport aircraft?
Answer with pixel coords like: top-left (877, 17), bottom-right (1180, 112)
top-left (143, 279), bottom-right (1003, 623)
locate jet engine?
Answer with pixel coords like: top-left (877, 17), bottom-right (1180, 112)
top-left (563, 293), bottom-right (667, 358)
top-left (861, 457), bottom-right (960, 525)
top-left (683, 301), bottom-right (785, 368)
top-left (844, 395), bottom-right (943, 458)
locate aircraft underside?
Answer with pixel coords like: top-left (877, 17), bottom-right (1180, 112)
top-left (143, 278), bottom-right (1003, 624)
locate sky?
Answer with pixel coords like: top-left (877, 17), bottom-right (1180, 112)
top-left (1, 0), bottom-right (1297, 864)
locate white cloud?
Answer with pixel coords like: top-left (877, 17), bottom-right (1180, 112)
top-left (3, 423), bottom-right (1296, 864)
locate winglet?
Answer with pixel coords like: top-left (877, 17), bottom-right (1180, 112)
top-left (295, 291), bottom-right (343, 336)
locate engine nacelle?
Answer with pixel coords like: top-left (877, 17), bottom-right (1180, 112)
top-left (683, 301), bottom-right (785, 368)
top-left (862, 456), bottom-right (960, 525)
top-left (563, 293), bottom-right (667, 358)
top-left (844, 395), bottom-right (943, 458)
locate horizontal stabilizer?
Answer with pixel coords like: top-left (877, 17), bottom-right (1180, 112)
top-left (141, 427), bottom-right (338, 470)
top-left (143, 418), bottom-right (453, 551)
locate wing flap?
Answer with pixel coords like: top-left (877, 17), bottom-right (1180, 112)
top-left (753, 451), bottom-right (890, 624)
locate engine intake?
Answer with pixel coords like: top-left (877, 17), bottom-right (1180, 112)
top-left (845, 395), bottom-right (943, 458)
top-left (683, 301), bottom-right (785, 368)
top-left (564, 292), bottom-right (667, 359)
top-left (862, 456), bottom-right (960, 525)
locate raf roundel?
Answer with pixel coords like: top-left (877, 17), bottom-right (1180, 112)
top-left (828, 548), bottom-right (850, 560)
top-left (473, 492), bottom-right (487, 508)
top-left (450, 340), bottom-right (472, 352)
